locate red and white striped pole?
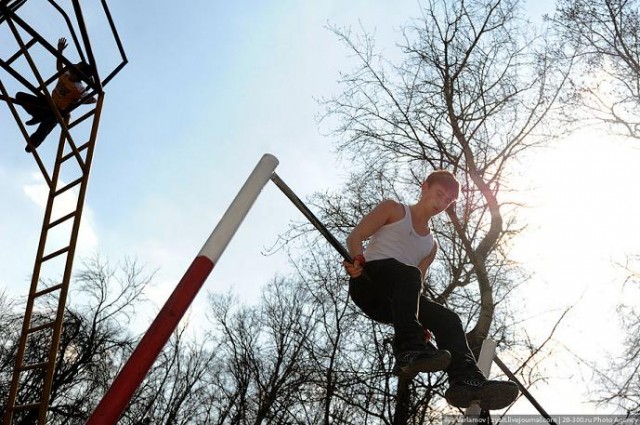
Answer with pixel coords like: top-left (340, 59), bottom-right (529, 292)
top-left (86, 153), bottom-right (279, 425)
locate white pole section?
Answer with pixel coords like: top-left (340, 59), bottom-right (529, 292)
top-left (463, 338), bottom-right (498, 419)
top-left (476, 338), bottom-right (497, 376)
top-left (86, 153), bottom-right (279, 425)
top-left (200, 153), bottom-right (279, 261)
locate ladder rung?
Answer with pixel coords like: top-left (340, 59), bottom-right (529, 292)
top-left (6, 38), bottom-right (37, 66)
top-left (19, 361), bottom-right (49, 372)
top-left (48, 211), bottom-right (77, 229)
top-left (59, 142), bottom-right (90, 163)
top-left (27, 321), bottom-right (56, 334)
top-left (41, 246), bottom-right (70, 262)
top-left (34, 283), bottom-right (63, 298)
top-left (13, 402), bottom-right (41, 412)
top-left (69, 109), bottom-right (97, 129)
top-left (54, 177), bottom-right (83, 197)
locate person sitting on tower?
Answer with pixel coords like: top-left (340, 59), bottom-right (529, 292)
top-left (343, 170), bottom-right (519, 410)
top-left (15, 37), bottom-right (96, 153)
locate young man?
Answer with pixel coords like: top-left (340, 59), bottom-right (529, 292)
top-left (15, 37), bottom-right (95, 153)
top-left (344, 170), bottom-right (518, 410)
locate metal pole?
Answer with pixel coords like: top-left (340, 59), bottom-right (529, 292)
top-left (493, 355), bottom-right (558, 425)
top-left (85, 154), bottom-right (279, 425)
top-left (270, 172), bottom-right (353, 262)
top-left (463, 338), bottom-right (497, 421)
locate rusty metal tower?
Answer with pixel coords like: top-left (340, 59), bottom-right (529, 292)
top-left (0, 1), bottom-right (126, 423)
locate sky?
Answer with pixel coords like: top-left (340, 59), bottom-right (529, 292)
top-left (1, 0), bottom-right (639, 417)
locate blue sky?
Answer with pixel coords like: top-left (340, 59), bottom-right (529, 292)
top-left (3, 0), bottom-right (640, 416)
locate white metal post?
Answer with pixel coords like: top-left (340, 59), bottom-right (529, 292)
top-left (86, 153), bottom-right (279, 425)
top-left (464, 338), bottom-right (497, 419)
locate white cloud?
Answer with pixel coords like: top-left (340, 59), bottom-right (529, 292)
top-left (22, 172), bottom-right (99, 255)
top-left (22, 172), bottom-right (49, 209)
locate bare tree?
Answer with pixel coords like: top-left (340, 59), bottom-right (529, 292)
top-left (582, 258), bottom-right (640, 415)
top-left (293, 243), bottom-right (398, 424)
top-left (292, 0), bottom-right (575, 421)
top-left (321, 0), bottom-right (569, 355)
top-left (206, 277), bottom-right (318, 424)
top-left (0, 256), bottom-right (152, 424)
top-left (553, 0), bottom-right (640, 137)
top-left (119, 326), bottom-right (222, 425)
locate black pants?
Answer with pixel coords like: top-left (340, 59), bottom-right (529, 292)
top-left (15, 91), bottom-right (61, 148)
top-left (349, 258), bottom-right (481, 381)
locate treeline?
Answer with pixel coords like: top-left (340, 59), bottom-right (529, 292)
top-left (1, 255), bottom-right (478, 424)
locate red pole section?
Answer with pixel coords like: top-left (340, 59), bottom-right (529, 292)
top-left (86, 153), bottom-right (279, 425)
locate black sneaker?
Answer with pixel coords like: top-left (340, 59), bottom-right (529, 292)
top-left (25, 139), bottom-right (39, 153)
top-left (445, 377), bottom-right (519, 410)
top-left (392, 349), bottom-right (451, 378)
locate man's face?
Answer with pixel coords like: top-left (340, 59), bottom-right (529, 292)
top-left (423, 182), bottom-right (456, 214)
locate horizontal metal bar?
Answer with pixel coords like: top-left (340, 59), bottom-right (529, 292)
top-left (54, 177), bottom-right (83, 197)
top-left (41, 246), bottom-right (70, 262)
top-left (27, 321), bottom-right (56, 334)
top-left (33, 284), bottom-right (63, 298)
top-left (13, 402), bottom-right (41, 411)
top-left (5, 37), bottom-right (37, 65)
top-left (19, 361), bottom-right (49, 372)
top-left (270, 172), bottom-right (352, 262)
top-left (47, 211), bottom-right (77, 229)
top-left (58, 142), bottom-right (89, 164)
top-left (493, 355), bottom-right (557, 425)
top-left (68, 107), bottom-right (96, 129)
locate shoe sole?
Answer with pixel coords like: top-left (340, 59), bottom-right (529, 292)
top-left (445, 381), bottom-right (519, 410)
top-left (393, 351), bottom-right (452, 378)
top-left (479, 381), bottom-right (519, 410)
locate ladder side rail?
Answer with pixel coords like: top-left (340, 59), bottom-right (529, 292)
top-left (71, 1), bottom-right (101, 89)
top-left (98, 0), bottom-right (128, 87)
top-left (32, 125), bottom-right (72, 425)
top-left (57, 121), bottom-right (87, 171)
top-left (0, 79), bottom-right (53, 186)
top-left (38, 94), bottom-right (103, 424)
top-left (45, 0), bottom-right (86, 64)
top-left (3, 129), bottom-right (69, 425)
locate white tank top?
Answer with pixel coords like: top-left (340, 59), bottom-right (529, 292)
top-left (364, 204), bottom-right (435, 268)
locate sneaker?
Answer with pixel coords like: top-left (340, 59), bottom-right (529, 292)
top-left (25, 139), bottom-right (39, 153)
top-left (25, 117), bottom-right (40, 125)
top-left (445, 377), bottom-right (519, 410)
top-left (392, 349), bottom-right (451, 378)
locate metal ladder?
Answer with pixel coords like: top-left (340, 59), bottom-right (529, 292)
top-left (2, 93), bottom-right (104, 424)
top-left (1, 0), bottom-right (125, 422)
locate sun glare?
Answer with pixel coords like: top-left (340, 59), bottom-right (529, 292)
top-left (500, 130), bottom-right (640, 413)
top-left (508, 130), bottom-right (640, 350)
